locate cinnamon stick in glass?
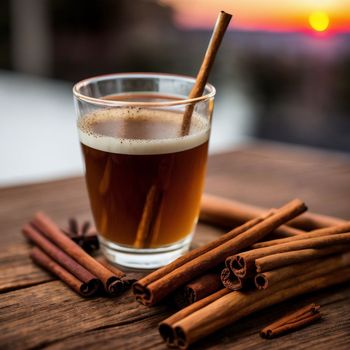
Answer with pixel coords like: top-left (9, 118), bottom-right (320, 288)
top-left (134, 185), bottom-right (162, 248)
top-left (32, 211), bottom-right (126, 295)
top-left (201, 193), bottom-right (346, 230)
top-left (23, 223), bottom-right (101, 296)
top-left (228, 232), bottom-right (350, 278)
top-left (134, 199), bottom-right (306, 305)
top-left (165, 267), bottom-right (350, 348)
top-left (260, 303), bottom-right (321, 339)
top-left (134, 12), bottom-right (232, 249)
top-left (181, 11), bottom-right (232, 135)
top-left (255, 252), bottom-right (350, 290)
top-left (30, 247), bottom-right (99, 297)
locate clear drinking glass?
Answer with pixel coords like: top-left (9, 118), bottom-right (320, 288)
top-left (73, 73), bottom-right (215, 268)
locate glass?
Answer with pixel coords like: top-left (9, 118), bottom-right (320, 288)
top-left (73, 73), bottom-right (215, 268)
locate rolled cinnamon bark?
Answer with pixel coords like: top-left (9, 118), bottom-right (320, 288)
top-left (255, 252), bottom-right (350, 290)
top-left (32, 212), bottom-right (126, 295)
top-left (272, 225), bottom-right (305, 237)
top-left (30, 247), bottom-right (100, 297)
top-left (181, 11), bottom-right (232, 135)
top-left (228, 232), bottom-right (350, 278)
top-left (260, 303), bottom-right (321, 339)
top-left (168, 267), bottom-right (350, 348)
top-left (134, 185), bottom-right (162, 248)
top-left (201, 193), bottom-right (346, 230)
top-left (159, 288), bottom-right (230, 347)
top-left (256, 245), bottom-right (349, 272)
top-left (134, 11), bottom-right (232, 249)
top-left (134, 199), bottom-right (306, 305)
top-left (97, 258), bottom-right (137, 288)
top-left (173, 272), bottom-right (223, 308)
top-left (23, 224), bottom-right (101, 295)
top-left (220, 268), bottom-right (244, 291)
top-left (252, 221), bottom-right (350, 249)
top-left (200, 193), bottom-right (266, 226)
top-left (200, 194), bottom-right (304, 237)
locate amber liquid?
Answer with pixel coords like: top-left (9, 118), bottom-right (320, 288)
top-left (79, 106), bottom-right (209, 248)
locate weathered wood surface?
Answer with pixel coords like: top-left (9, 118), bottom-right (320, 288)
top-left (0, 141), bottom-right (349, 349)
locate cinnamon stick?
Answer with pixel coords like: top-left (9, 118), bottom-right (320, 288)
top-left (227, 232), bottom-right (350, 278)
top-left (272, 225), bottom-right (305, 238)
top-left (134, 199), bottom-right (306, 305)
top-left (255, 252), bottom-right (350, 290)
top-left (134, 12), bottom-right (232, 248)
top-left (32, 212), bottom-right (126, 295)
top-left (30, 247), bottom-right (99, 297)
top-left (200, 194), bottom-right (305, 237)
top-left (256, 245), bottom-right (349, 272)
top-left (260, 304), bottom-right (321, 339)
top-left (97, 257), bottom-right (137, 288)
top-left (134, 156), bottom-right (173, 249)
top-left (166, 267), bottom-right (350, 348)
top-left (159, 288), bottom-right (230, 347)
top-left (181, 11), bottom-right (232, 136)
top-left (173, 272), bottom-right (223, 308)
top-left (252, 221), bottom-right (350, 249)
top-left (201, 193), bottom-right (346, 230)
top-left (23, 224), bottom-right (101, 296)
top-left (134, 185), bottom-right (162, 248)
top-left (220, 267), bottom-right (244, 291)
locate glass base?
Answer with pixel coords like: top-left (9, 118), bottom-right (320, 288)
top-left (99, 235), bottom-right (192, 269)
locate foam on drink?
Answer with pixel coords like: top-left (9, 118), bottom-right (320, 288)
top-left (78, 107), bottom-right (210, 155)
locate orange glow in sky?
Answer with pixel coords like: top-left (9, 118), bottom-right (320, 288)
top-left (160, 0), bottom-right (350, 33)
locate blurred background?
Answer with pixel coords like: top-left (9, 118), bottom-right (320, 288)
top-left (0, 0), bottom-right (349, 186)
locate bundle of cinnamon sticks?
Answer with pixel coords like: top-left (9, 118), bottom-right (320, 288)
top-left (223, 222), bottom-right (350, 291)
top-left (131, 194), bottom-right (350, 348)
top-left (154, 197), bottom-right (350, 348)
top-left (134, 198), bottom-right (307, 305)
top-left (22, 212), bottom-right (132, 297)
top-left (159, 268), bottom-right (347, 349)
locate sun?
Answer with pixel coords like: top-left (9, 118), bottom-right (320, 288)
top-left (308, 11), bottom-right (330, 32)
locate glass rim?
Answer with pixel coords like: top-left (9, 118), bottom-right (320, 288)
top-left (73, 72), bottom-right (216, 107)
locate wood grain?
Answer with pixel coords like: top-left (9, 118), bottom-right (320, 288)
top-left (205, 143), bottom-right (350, 219)
top-left (0, 242), bottom-right (55, 293)
top-left (0, 141), bottom-right (349, 349)
top-left (0, 282), bottom-right (168, 349)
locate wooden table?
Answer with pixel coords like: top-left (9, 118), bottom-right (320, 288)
top-left (1, 142), bottom-right (350, 349)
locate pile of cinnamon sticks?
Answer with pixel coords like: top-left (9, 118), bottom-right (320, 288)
top-left (132, 195), bottom-right (350, 348)
top-left (158, 262), bottom-right (349, 349)
top-left (22, 212), bottom-right (131, 297)
top-left (223, 223), bottom-right (350, 292)
top-left (134, 199), bottom-right (306, 306)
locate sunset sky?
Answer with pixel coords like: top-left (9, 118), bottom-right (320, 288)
top-left (160, 0), bottom-right (350, 33)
